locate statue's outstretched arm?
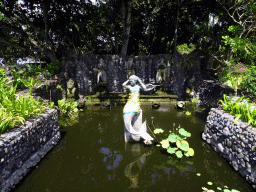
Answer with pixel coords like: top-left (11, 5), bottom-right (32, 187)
top-left (138, 78), bottom-right (158, 91)
top-left (122, 79), bottom-right (130, 89)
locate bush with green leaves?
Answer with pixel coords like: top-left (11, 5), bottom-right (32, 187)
top-left (57, 98), bottom-right (79, 126)
top-left (0, 68), bottom-right (6, 81)
top-left (219, 61), bottom-right (248, 96)
top-left (58, 98), bottom-right (78, 117)
top-left (240, 65), bottom-right (256, 100)
top-left (0, 75), bottom-right (46, 134)
top-left (218, 94), bottom-right (256, 127)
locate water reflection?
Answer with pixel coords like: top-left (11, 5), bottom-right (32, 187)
top-left (124, 143), bottom-right (153, 191)
top-left (99, 146), bottom-right (123, 180)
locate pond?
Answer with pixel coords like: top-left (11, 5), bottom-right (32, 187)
top-left (13, 104), bottom-right (254, 192)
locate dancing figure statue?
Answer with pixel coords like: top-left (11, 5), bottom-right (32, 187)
top-left (123, 75), bottom-right (156, 145)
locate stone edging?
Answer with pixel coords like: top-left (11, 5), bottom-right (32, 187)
top-left (0, 109), bottom-right (61, 192)
top-left (202, 108), bottom-right (256, 188)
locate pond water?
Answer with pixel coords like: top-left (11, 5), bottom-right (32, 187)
top-left (13, 104), bottom-right (254, 192)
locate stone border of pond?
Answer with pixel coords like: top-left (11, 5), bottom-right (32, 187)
top-left (202, 108), bottom-right (256, 189)
top-left (0, 108), bottom-right (60, 192)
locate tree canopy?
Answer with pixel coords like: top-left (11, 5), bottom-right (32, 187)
top-left (0, 0), bottom-right (255, 65)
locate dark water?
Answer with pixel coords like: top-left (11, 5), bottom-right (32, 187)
top-left (13, 104), bottom-right (254, 192)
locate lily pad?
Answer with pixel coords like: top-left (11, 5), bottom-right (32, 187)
top-left (196, 173), bottom-right (201, 176)
top-left (167, 147), bottom-right (177, 154)
top-left (156, 144), bottom-right (161, 147)
top-left (154, 128), bottom-right (164, 134)
top-left (176, 140), bottom-right (181, 148)
top-left (168, 133), bottom-right (177, 143)
top-left (179, 128), bottom-right (191, 137)
top-left (207, 181), bottom-right (213, 185)
top-left (179, 140), bottom-right (189, 151)
top-left (217, 187), bottom-right (222, 190)
top-left (160, 139), bottom-right (170, 149)
top-left (185, 148), bottom-right (194, 156)
top-left (175, 150), bottom-right (183, 158)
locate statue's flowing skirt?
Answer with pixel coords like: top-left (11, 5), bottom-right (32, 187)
top-left (123, 92), bottom-right (140, 115)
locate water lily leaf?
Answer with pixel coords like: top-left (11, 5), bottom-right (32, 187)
top-left (217, 187), bottom-right (222, 190)
top-left (179, 128), bottom-right (191, 137)
top-left (207, 190), bottom-right (215, 192)
top-left (196, 173), bottom-right (201, 176)
top-left (160, 139), bottom-right (170, 149)
top-left (202, 187), bottom-right (208, 191)
top-left (185, 148), bottom-right (194, 156)
top-left (176, 134), bottom-right (186, 141)
top-left (154, 128), bottom-right (164, 134)
top-left (176, 140), bottom-right (181, 148)
top-left (156, 144), bottom-right (161, 147)
top-left (179, 140), bottom-right (189, 151)
top-left (230, 189), bottom-right (240, 192)
top-left (175, 150), bottom-right (183, 158)
top-left (168, 133), bottom-right (177, 143)
top-left (223, 189), bottom-right (231, 192)
top-left (207, 182), bottom-right (213, 185)
top-left (167, 147), bottom-right (177, 154)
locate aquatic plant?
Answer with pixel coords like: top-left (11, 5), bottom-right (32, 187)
top-left (202, 181), bottom-right (240, 192)
top-left (151, 119), bottom-right (194, 158)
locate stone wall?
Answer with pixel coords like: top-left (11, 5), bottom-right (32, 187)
top-left (0, 109), bottom-right (61, 192)
top-left (61, 52), bottom-right (203, 100)
top-left (202, 108), bottom-right (256, 188)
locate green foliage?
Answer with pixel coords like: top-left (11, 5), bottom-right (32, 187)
top-left (0, 68), bottom-right (6, 81)
top-left (177, 43), bottom-right (196, 55)
top-left (218, 94), bottom-right (256, 127)
top-left (155, 124), bottom-right (194, 159)
top-left (219, 61), bottom-right (248, 96)
top-left (0, 75), bottom-right (46, 134)
top-left (58, 98), bottom-right (79, 126)
top-left (48, 102), bottom-right (55, 109)
top-left (20, 77), bottom-right (41, 95)
top-left (222, 32), bottom-right (256, 65)
top-left (240, 65), bottom-right (256, 99)
top-left (46, 60), bottom-right (61, 75)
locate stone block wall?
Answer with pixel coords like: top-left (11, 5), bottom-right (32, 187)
top-left (0, 109), bottom-right (61, 192)
top-left (61, 52), bottom-right (202, 100)
top-left (202, 108), bottom-right (256, 188)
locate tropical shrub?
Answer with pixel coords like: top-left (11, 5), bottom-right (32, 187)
top-left (0, 74), bottom-right (46, 134)
top-left (219, 62), bottom-right (247, 96)
top-left (240, 65), bottom-right (256, 100)
top-left (20, 76), bottom-right (41, 95)
top-left (218, 94), bottom-right (256, 127)
top-left (57, 98), bottom-right (79, 126)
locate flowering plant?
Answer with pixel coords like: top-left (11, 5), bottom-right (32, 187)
top-left (225, 62), bottom-right (247, 96)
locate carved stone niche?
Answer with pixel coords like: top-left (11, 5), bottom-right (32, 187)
top-left (156, 58), bottom-right (167, 84)
top-left (126, 58), bottom-right (136, 79)
top-left (97, 58), bottom-right (107, 83)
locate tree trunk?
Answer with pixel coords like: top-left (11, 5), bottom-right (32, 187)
top-left (173, 0), bottom-right (180, 53)
top-left (120, 0), bottom-right (132, 55)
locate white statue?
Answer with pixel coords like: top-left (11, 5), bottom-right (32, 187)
top-left (122, 75), bottom-right (156, 145)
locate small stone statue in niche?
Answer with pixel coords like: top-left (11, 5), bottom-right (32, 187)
top-left (122, 75), bottom-right (157, 145)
